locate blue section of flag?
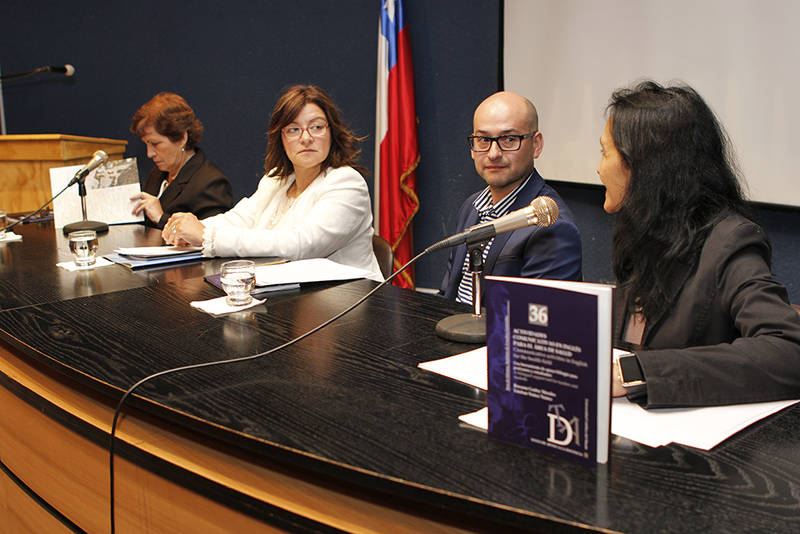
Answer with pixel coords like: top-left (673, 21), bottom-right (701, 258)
top-left (380, 0), bottom-right (407, 71)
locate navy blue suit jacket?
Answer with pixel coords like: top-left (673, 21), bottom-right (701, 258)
top-left (439, 170), bottom-right (582, 299)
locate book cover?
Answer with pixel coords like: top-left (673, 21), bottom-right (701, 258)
top-left (485, 276), bottom-right (613, 464)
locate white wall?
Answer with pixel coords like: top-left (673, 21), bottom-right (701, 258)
top-left (505, 0), bottom-right (800, 206)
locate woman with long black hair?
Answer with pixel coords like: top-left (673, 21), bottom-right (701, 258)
top-left (599, 81), bottom-right (800, 408)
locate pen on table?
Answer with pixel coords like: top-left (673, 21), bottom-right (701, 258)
top-left (257, 259), bottom-right (290, 267)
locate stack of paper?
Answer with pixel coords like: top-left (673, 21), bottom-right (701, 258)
top-left (106, 246), bottom-right (203, 269)
top-left (418, 347), bottom-right (799, 450)
top-left (254, 258), bottom-right (374, 285)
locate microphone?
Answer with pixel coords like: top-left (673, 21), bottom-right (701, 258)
top-left (69, 150), bottom-right (109, 186)
top-left (63, 150), bottom-right (110, 234)
top-left (48, 64), bottom-right (76, 76)
top-left (0, 64), bottom-right (76, 81)
top-left (428, 196), bottom-right (559, 252)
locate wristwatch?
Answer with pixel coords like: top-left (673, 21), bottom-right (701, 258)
top-left (617, 353), bottom-right (646, 388)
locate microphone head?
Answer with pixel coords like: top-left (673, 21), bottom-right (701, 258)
top-left (64, 64), bottom-right (76, 76)
top-left (530, 196), bottom-right (559, 227)
top-left (94, 150), bottom-right (109, 164)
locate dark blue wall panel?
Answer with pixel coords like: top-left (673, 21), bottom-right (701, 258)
top-left (2, 1), bottom-right (798, 302)
top-left (0, 2), bottom-right (378, 200)
top-left (403, 1), bottom-right (501, 289)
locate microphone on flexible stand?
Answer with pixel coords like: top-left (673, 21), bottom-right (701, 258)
top-left (0, 64), bottom-right (76, 81)
top-left (47, 64), bottom-right (76, 76)
top-left (433, 196), bottom-right (559, 343)
top-left (63, 150), bottom-right (111, 235)
top-left (0, 63), bottom-right (75, 135)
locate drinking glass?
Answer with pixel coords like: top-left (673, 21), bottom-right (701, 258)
top-left (68, 230), bottom-right (99, 266)
top-left (220, 260), bottom-right (256, 306)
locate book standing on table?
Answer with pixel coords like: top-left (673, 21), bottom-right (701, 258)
top-left (485, 276), bottom-right (613, 464)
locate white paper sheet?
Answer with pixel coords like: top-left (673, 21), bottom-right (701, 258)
top-left (50, 158), bottom-right (144, 228)
top-left (458, 406), bottom-right (488, 429)
top-left (115, 246), bottom-right (202, 258)
top-left (57, 257), bottom-right (115, 271)
top-left (418, 347), bottom-right (799, 450)
top-left (190, 295), bottom-right (266, 316)
top-left (610, 397), bottom-right (798, 449)
top-left (255, 258), bottom-right (373, 286)
top-left (418, 346), bottom-right (487, 390)
top-left (0, 232), bottom-right (22, 243)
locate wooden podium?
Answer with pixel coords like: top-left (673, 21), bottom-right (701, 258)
top-left (0, 134), bottom-right (127, 214)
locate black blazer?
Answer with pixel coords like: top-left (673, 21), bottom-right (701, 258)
top-left (616, 213), bottom-right (800, 408)
top-left (142, 148), bottom-right (233, 228)
top-left (439, 169), bottom-right (582, 299)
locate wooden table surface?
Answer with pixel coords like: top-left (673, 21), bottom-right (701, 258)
top-left (1, 222), bottom-right (799, 533)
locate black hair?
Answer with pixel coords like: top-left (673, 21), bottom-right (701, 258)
top-left (608, 81), bottom-right (748, 320)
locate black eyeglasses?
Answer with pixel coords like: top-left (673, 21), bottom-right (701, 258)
top-left (468, 132), bottom-right (536, 152)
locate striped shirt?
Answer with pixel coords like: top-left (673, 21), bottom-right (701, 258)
top-left (455, 173), bottom-right (534, 304)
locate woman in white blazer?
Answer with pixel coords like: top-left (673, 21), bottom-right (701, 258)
top-left (163, 85), bottom-right (382, 280)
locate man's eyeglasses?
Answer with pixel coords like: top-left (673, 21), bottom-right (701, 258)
top-left (283, 120), bottom-right (329, 140)
top-left (468, 132), bottom-right (536, 152)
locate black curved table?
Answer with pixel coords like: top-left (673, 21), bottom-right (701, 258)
top-left (1, 222), bottom-right (799, 533)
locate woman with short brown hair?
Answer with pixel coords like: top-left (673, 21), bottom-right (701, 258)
top-left (130, 92), bottom-right (232, 228)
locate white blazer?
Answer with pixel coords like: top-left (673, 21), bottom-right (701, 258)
top-left (201, 166), bottom-right (383, 281)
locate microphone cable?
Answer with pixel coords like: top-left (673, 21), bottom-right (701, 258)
top-left (1, 181), bottom-right (74, 233)
top-left (0, 65), bottom-right (50, 81)
top-left (2, 150), bottom-right (107, 233)
top-left (107, 246), bottom-right (439, 533)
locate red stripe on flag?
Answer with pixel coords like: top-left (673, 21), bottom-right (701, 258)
top-left (379, 24), bottom-right (419, 289)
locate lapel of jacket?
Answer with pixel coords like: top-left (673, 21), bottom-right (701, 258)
top-left (482, 171), bottom-right (545, 274)
top-left (639, 258), bottom-right (695, 346)
top-left (159, 150), bottom-right (204, 207)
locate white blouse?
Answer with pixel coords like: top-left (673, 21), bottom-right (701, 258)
top-left (201, 166), bottom-right (383, 281)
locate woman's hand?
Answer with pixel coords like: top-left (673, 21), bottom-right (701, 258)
top-left (130, 192), bottom-right (164, 224)
top-left (163, 212), bottom-right (205, 246)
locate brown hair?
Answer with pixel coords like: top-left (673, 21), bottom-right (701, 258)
top-left (130, 92), bottom-right (204, 149)
top-left (264, 85), bottom-right (365, 177)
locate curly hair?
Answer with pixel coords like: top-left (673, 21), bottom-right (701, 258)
top-left (130, 92), bottom-right (203, 149)
top-left (607, 81), bottom-right (748, 320)
top-left (264, 84), bottom-right (365, 177)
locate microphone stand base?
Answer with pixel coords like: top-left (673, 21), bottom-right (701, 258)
top-left (435, 313), bottom-right (486, 343)
top-left (63, 220), bottom-right (109, 235)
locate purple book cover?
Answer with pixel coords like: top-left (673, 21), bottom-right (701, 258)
top-left (485, 276), bottom-right (610, 465)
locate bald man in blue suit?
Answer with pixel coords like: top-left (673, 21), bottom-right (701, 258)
top-left (439, 92), bottom-right (582, 302)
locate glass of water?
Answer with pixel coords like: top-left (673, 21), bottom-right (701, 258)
top-left (68, 230), bottom-right (99, 266)
top-left (220, 260), bottom-right (256, 306)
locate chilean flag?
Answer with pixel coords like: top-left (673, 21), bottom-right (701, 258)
top-left (375, 0), bottom-right (419, 289)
